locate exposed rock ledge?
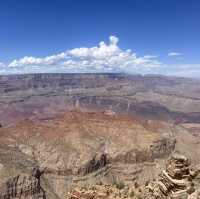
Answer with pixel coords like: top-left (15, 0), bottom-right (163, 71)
top-left (0, 167), bottom-right (46, 199)
top-left (78, 153), bottom-right (109, 175)
top-left (113, 137), bottom-right (176, 164)
top-left (76, 137), bottom-right (175, 177)
top-left (67, 153), bottom-right (200, 199)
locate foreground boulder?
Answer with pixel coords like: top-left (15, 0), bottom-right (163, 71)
top-left (143, 153), bottom-right (200, 198)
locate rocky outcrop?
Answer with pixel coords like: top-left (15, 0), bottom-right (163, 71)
top-left (67, 184), bottom-right (132, 199)
top-left (78, 153), bottom-right (109, 175)
top-left (144, 153), bottom-right (200, 198)
top-left (0, 167), bottom-right (46, 199)
top-left (68, 154), bottom-right (200, 199)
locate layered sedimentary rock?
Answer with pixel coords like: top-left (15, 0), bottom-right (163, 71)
top-left (78, 153), bottom-right (109, 175)
top-left (67, 154), bottom-right (200, 199)
top-left (0, 167), bottom-right (46, 199)
top-left (0, 111), bottom-right (180, 198)
top-left (1, 73), bottom-right (200, 125)
top-left (0, 74), bottom-right (200, 198)
top-left (144, 153), bottom-right (200, 198)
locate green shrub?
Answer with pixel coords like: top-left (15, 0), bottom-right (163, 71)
top-left (129, 191), bottom-right (135, 197)
top-left (114, 181), bottom-right (125, 190)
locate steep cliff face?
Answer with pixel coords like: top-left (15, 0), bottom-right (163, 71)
top-left (0, 169), bottom-right (46, 199)
top-left (78, 153), bottom-right (109, 176)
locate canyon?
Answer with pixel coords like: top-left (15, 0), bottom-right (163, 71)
top-left (0, 73), bottom-right (200, 198)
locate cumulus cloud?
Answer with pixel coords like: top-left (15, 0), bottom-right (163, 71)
top-left (9, 52), bottom-right (67, 67)
top-left (8, 36), bottom-right (161, 73)
top-left (168, 52), bottom-right (182, 57)
top-left (7, 36), bottom-right (198, 77)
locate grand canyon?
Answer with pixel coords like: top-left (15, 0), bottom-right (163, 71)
top-left (1, 0), bottom-right (200, 198)
top-left (0, 73), bottom-right (200, 198)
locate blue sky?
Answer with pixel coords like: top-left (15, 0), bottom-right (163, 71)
top-left (0, 0), bottom-right (200, 77)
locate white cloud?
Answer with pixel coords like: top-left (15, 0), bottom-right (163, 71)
top-left (5, 36), bottom-right (198, 78)
top-left (9, 52), bottom-right (67, 67)
top-left (109, 35), bottom-right (119, 45)
top-left (0, 62), bottom-right (5, 67)
top-left (143, 55), bottom-right (158, 59)
top-left (8, 36), bottom-right (161, 73)
top-left (168, 52), bottom-right (182, 57)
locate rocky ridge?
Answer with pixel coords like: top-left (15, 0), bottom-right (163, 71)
top-left (67, 153), bottom-right (200, 199)
top-left (1, 153), bottom-right (199, 199)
